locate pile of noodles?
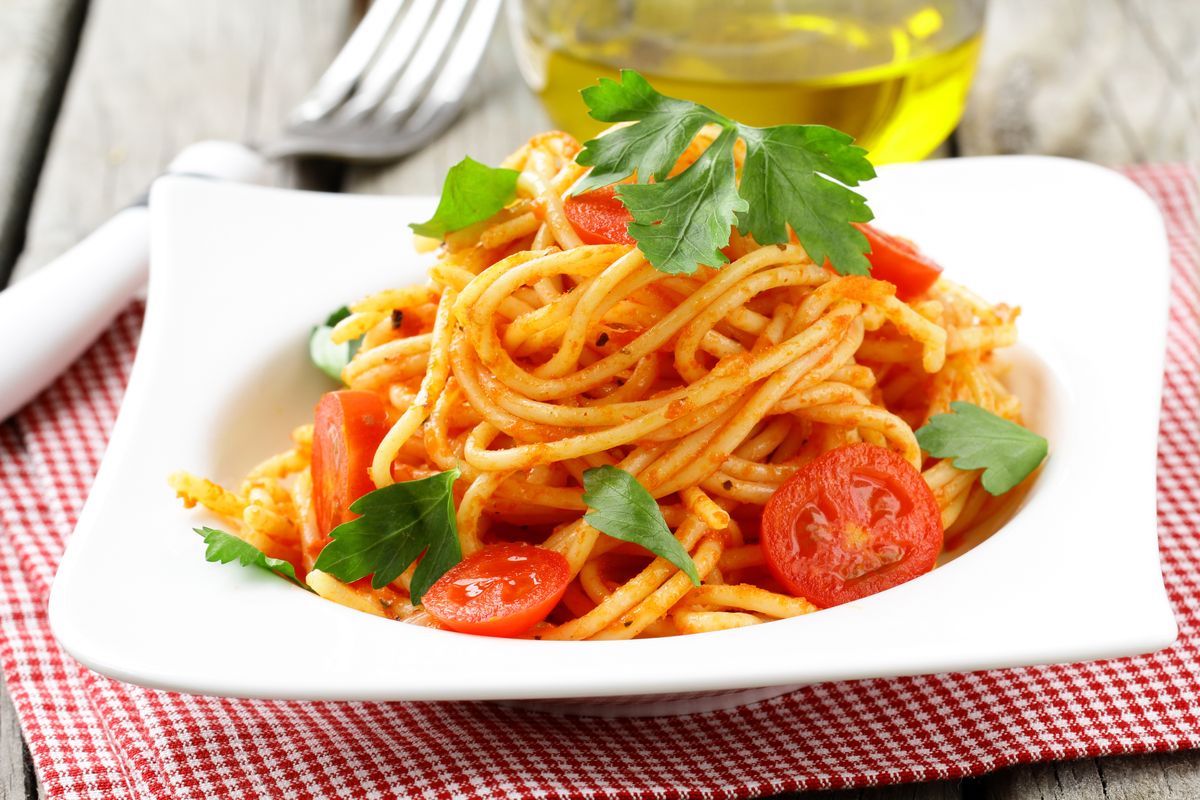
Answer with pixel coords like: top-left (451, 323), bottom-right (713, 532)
top-left (172, 127), bottom-right (1023, 639)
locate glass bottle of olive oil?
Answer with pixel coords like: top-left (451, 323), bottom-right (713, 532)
top-left (510, 0), bottom-right (985, 164)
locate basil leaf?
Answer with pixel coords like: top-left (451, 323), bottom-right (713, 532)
top-left (312, 468), bottom-right (462, 604)
top-left (409, 157), bottom-right (519, 239)
top-left (195, 527), bottom-right (310, 590)
top-left (915, 401), bottom-right (1049, 495)
top-left (582, 465), bottom-right (701, 586)
top-left (309, 306), bottom-right (361, 383)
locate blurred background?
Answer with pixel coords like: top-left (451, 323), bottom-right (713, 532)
top-left (0, 1), bottom-right (1197, 798)
top-left (1, 0), bottom-right (1196, 289)
top-left (511, 0), bottom-right (989, 162)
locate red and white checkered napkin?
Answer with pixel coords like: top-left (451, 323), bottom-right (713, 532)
top-left (1, 165), bottom-right (1197, 800)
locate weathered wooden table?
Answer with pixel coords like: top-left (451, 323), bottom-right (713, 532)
top-left (0, 1), bottom-right (1196, 797)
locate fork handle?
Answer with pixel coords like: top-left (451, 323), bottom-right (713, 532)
top-left (0, 141), bottom-right (266, 421)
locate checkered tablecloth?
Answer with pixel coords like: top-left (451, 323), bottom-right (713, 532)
top-left (0, 165), bottom-right (1196, 800)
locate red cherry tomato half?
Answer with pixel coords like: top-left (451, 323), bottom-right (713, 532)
top-left (761, 444), bottom-right (942, 608)
top-left (854, 222), bottom-right (943, 300)
top-left (311, 390), bottom-right (390, 548)
top-left (562, 185), bottom-right (635, 246)
top-left (422, 543), bottom-right (570, 637)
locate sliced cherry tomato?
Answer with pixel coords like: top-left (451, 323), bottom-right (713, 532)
top-left (562, 185), bottom-right (635, 246)
top-left (561, 192), bottom-right (942, 301)
top-left (422, 543), bottom-right (570, 637)
top-left (854, 222), bottom-right (943, 300)
top-left (761, 444), bottom-right (942, 608)
top-left (311, 390), bottom-right (390, 545)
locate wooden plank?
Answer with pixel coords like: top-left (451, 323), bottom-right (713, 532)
top-left (10, 0), bottom-right (358, 282)
top-left (0, 0), bottom-right (86, 283)
top-left (784, 781), bottom-right (966, 799)
top-left (0, 677), bottom-right (39, 800)
top-left (959, 0), bottom-right (1200, 163)
top-left (4, 2), bottom-right (1194, 798)
top-left (0, 5), bottom-right (85, 796)
top-left (984, 752), bottom-right (1200, 799)
top-left (0, 2), bottom-right (357, 796)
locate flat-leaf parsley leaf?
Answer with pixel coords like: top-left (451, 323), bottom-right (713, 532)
top-left (575, 69), bottom-right (875, 276)
top-left (737, 125), bottom-right (874, 274)
top-left (312, 468), bottom-right (462, 604)
top-left (581, 465), bottom-right (700, 585)
top-left (195, 527), bottom-right (310, 590)
top-left (915, 402), bottom-right (1048, 495)
top-left (575, 70), bottom-right (721, 195)
top-left (618, 128), bottom-right (747, 274)
top-left (410, 157), bottom-right (519, 239)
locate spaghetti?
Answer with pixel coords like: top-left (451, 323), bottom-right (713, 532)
top-left (171, 126), bottom-right (1028, 640)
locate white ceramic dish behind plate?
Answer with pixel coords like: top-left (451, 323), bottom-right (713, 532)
top-left (49, 157), bottom-right (1176, 717)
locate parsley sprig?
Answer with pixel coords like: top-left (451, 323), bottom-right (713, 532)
top-left (408, 71), bottom-right (874, 274)
top-left (576, 70), bottom-right (876, 276)
top-left (195, 527), bottom-right (310, 590)
top-left (915, 402), bottom-right (1048, 495)
top-left (313, 468), bottom-right (462, 604)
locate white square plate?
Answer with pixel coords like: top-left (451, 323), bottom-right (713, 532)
top-left (49, 156), bottom-right (1177, 714)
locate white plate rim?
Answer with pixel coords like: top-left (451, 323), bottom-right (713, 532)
top-left (48, 155), bottom-right (1178, 702)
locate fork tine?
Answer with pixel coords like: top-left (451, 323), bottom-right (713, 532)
top-left (290, 0), bottom-right (408, 124)
top-left (363, 0), bottom-right (501, 158)
top-left (270, 0), bottom-right (501, 161)
top-left (351, 0), bottom-right (472, 124)
top-left (388, 0), bottom-right (500, 122)
top-left (336, 0), bottom-right (439, 122)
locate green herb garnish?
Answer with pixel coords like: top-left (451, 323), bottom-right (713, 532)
top-left (582, 465), bottom-right (701, 585)
top-left (195, 527), bottom-right (310, 590)
top-left (576, 69), bottom-right (875, 276)
top-left (619, 128), bottom-right (748, 274)
top-left (309, 306), bottom-right (361, 382)
top-left (409, 156), bottom-right (519, 239)
top-left (312, 468), bottom-right (462, 604)
top-left (915, 402), bottom-right (1048, 495)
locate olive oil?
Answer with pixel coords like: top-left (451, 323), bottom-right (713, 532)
top-left (512, 2), bottom-right (984, 164)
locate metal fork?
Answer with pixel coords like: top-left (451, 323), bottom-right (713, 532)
top-left (0, 0), bottom-right (502, 420)
top-left (272, 0), bottom-right (501, 161)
